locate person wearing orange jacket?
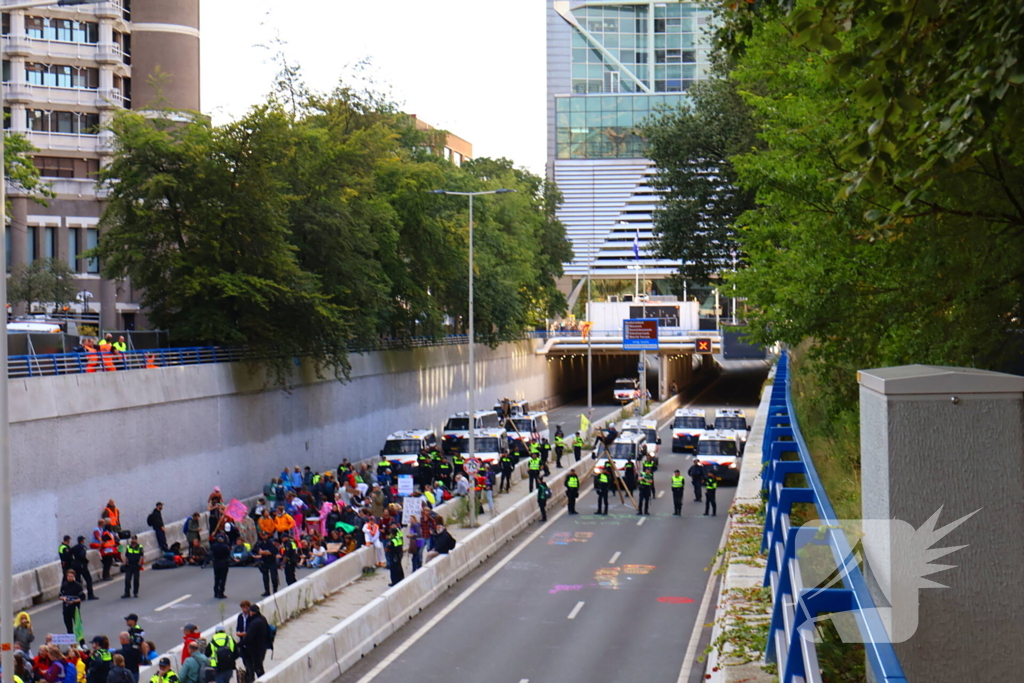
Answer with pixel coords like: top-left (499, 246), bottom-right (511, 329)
top-left (103, 499), bottom-right (122, 534)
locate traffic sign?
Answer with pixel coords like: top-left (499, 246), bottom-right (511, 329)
top-left (695, 338), bottom-right (712, 354)
top-left (637, 362), bottom-right (645, 373)
top-left (464, 458), bottom-right (480, 475)
top-left (623, 318), bottom-right (659, 351)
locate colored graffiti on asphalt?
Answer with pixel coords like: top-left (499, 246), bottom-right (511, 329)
top-left (548, 531), bottom-right (595, 545)
top-left (548, 583), bottom-right (598, 594)
top-left (593, 564), bottom-right (656, 590)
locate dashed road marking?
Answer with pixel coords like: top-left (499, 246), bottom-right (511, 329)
top-left (567, 601), bottom-right (585, 620)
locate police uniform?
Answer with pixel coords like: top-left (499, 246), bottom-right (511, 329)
top-left (122, 540), bottom-right (143, 598)
top-left (704, 475), bottom-right (719, 516)
top-left (499, 453), bottom-right (514, 493)
top-left (554, 435), bottom-right (565, 468)
top-left (671, 472), bottom-right (685, 515)
top-left (596, 468), bottom-right (611, 515)
top-left (637, 472), bottom-right (654, 515)
top-left (565, 471), bottom-right (580, 514)
top-left (573, 434), bottom-right (584, 462)
top-left (282, 537), bottom-right (300, 585)
top-left (688, 461), bottom-right (705, 502)
top-left (527, 454), bottom-right (542, 492)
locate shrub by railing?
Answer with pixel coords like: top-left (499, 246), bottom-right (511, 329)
top-left (761, 352), bottom-right (906, 683)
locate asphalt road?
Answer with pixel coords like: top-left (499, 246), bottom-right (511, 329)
top-left (340, 360), bottom-right (768, 683)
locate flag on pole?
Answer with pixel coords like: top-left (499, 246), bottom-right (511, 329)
top-left (581, 321), bottom-right (592, 340)
top-left (633, 225), bottom-right (640, 260)
top-left (580, 413), bottom-right (591, 434)
top-left (224, 498), bottom-right (248, 522)
top-left (73, 605), bottom-right (84, 643)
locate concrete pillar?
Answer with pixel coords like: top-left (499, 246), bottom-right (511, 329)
top-left (99, 278), bottom-right (118, 331)
top-left (131, 0), bottom-right (200, 111)
top-left (659, 353), bottom-right (670, 400)
top-left (858, 365), bottom-right (1024, 681)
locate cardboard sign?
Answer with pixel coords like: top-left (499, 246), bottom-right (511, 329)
top-left (402, 496), bottom-right (424, 525)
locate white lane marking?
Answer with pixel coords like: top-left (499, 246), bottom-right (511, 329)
top-left (154, 594), bottom-right (191, 612)
top-left (676, 517), bottom-right (731, 683)
top-left (354, 502), bottom-right (577, 683)
top-left (657, 491), bottom-right (665, 498)
top-left (519, 680), bottom-right (529, 683)
top-left (567, 601), bottom-right (585, 620)
top-left (637, 517), bottom-right (646, 526)
top-left (609, 551), bottom-right (621, 564)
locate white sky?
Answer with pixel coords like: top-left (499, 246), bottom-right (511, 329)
top-left (199, 0), bottom-right (548, 176)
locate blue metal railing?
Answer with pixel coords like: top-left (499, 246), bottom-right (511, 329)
top-left (761, 352), bottom-right (906, 683)
top-left (7, 331), bottom-right (551, 379)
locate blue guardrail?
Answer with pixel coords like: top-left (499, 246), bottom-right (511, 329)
top-left (761, 352), bottom-right (906, 683)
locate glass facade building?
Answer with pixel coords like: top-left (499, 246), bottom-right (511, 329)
top-left (547, 0), bottom-right (714, 279)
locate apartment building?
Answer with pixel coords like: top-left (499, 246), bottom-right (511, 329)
top-left (2, 0), bottom-right (199, 330)
top-left (411, 114), bottom-right (473, 166)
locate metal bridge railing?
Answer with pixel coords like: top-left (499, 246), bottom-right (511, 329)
top-left (761, 352), bottom-right (906, 683)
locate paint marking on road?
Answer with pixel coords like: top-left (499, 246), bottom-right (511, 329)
top-left (354, 503), bottom-right (575, 683)
top-left (154, 594), bottom-right (191, 612)
top-left (676, 518), bottom-right (732, 683)
top-left (657, 490), bottom-right (665, 498)
top-left (609, 551), bottom-right (621, 564)
top-left (567, 601), bottom-right (585, 620)
top-left (519, 679), bottom-right (529, 683)
top-left (637, 517), bottom-right (646, 527)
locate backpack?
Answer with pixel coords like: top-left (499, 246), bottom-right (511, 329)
top-left (152, 557), bottom-right (178, 569)
top-left (267, 623), bottom-right (277, 653)
top-left (146, 511), bottom-right (157, 527)
top-left (63, 660), bottom-right (77, 683)
top-left (198, 659), bottom-right (217, 683)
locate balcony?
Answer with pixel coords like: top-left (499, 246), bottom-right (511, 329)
top-left (97, 87), bottom-right (123, 109)
top-left (4, 38), bottom-right (97, 63)
top-left (25, 131), bottom-right (102, 154)
top-left (92, 1), bottom-right (123, 21)
top-left (3, 83), bottom-right (34, 104)
top-left (45, 178), bottom-right (103, 199)
top-left (95, 42), bottom-right (122, 65)
top-left (2, 35), bottom-right (33, 58)
top-left (15, 84), bottom-right (102, 108)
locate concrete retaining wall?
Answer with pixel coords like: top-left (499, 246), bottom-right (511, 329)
top-left (8, 340), bottom-right (633, 573)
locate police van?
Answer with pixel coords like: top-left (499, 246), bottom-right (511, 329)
top-left (619, 418), bottom-right (660, 469)
top-left (379, 430), bottom-right (438, 474)
top-left (592, 430), bottom-right (649, 478)
top-left (442, 410), bottom-right (501, 454)
top-left (672, 408), bottom-right (708, 452)
top-left (694, 430), bottom-right (742, 485)
top-left (505, 411), bottom-right (550, 456)
top-left (613, 378), bottom-right (638, 403)
top-left (453, 428), bottom-right (509, 468)
top-left (713, 409), bottom-right (749, 452)
top-left (494, 398), bottom-right (531, 419)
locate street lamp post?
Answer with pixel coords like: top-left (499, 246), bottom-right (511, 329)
top-left (429, 188), bottom-right (515, 528)
top-left (1, 1), bottom-right (101, 675)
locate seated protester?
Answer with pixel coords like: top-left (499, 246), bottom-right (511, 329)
top-left (272, 478), bottom-right (286, 503)
top-left (425, 523), bottom-right (457, 562)
top-left (324, 529), bottom-right (344, 563)
top-left (340, 534), bottom-right (358, 556)
top-left (263, 479), bottom-right (277, 504)
top-left (324, 504), bottom-right (343, 537)
top-left (274, 506), bottom-right (296, 540)
top-left (222, 518), bottom-right (241, 547)
top-left (258, 509), bottom-right (277, 537)
top-left (309, 541), bottom-right (328, 568)
top-left (33, 646), bottom-right (52, 680)
top-left (187, 538), bottom-right (209, 567)
top-left (230, 539), bottom-right (251, 566)
top-left (167, 540), bottom-right (185, 559)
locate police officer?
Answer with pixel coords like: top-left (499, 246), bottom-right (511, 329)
top-left (125, 613), bottom-right (145, 647)
top-left (211, 533), bottom-right (232, 599)
top-left (527, 451), bottom-right (542, 492)
top-left (121, 535), bottom-right (143, 599)
top-left (671, 469), bottom-right (685, 515)
top-left (436, 456), bottom-right (453, 490)
top-left (150, 657), bottom-right (179, 683)
top-left (637, 470), bottom-right (654, 516)
top-left (623, 458), bottom-right (637, 494)
top-left (573, 432), bottom-right (584, 462)
top-left (554, 433), bottom-right (566, 468)
top-left (70, 535), bottom-right (97, 599)
top-left (452, 450), bottom-right (465, 478)
top-left (431, 448), bottom-right (445, 486)
top-left (206, 625), bottom-right (236, 679)
top-left (58, 535), bottom-right (73, 572)
top-left (282, 535), bottom-right (300, 586)
top-left (254, 532), bottom-right (280, 597)
top-left (377, 454), bottom-right (391, 476)
top-left (642, 451), bottom-right (656, 475)
top-left (704, 473), bottom-right (719, 517)
top-left (688, 459), bottom-right (706, 502)
top-left (565, 469), bottom-right (580, 515)
top-left (536, 476), bottom-right (551, 522)
top-left (595, 465), bottom-right (611, 515)
top-left (538, 439), bottom-right (552, 469)
top-left (386, 526), bottom-right (405, 587)
top-left (417, 449), bottom-right (433, 488)
top-left (499, 450), bottom-right (514, 493)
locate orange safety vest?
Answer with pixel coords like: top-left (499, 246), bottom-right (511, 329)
top-left (145, 355), bottom-right (158, 369)
top-left (101, 349), bottom-right (117, 372)
top-left (85, 351), bottom-right (99, 373)
top-left (104, 506), bottom-right (120, 528)
top-left (100, 531), bottom-right (118, 557)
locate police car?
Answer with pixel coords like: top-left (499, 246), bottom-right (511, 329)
top-left (592, 431), bottom-right (648, 478)
top-left (619, 418), bottom-right (660, 469)
top-left (713, 409), bottom-right (749, 453)
top-left (442, 410), bottom-right (501, 454)
top-left (505, 411), bottom-right (550, 457)
top-left (672, 408), bottom-right (708, 452)
top-left (379, 430), bottom-right (438, 474)
top-left (693, 430), bottom-right (742, 485)
top-left (613, 378), bottom-right (638, 402)
top-left (452, 428), bottom-right (509, 468)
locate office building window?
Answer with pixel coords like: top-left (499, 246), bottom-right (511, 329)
top-left (68, 228), bottom-right (78, 271)
top-left (27, 226), bottom-right (36, 262)
top-left (24, 16), bottom-right (98, 43)
top-left (26, 63), bottom-right (99, 89)
top-left (35, 156), bottom-right (99, 178)
top-left (2, 60), bottom-right (8, 83)
top-left (85, 228), bottom-right (98, 273)
top-left (44, 227), bottom-right (55, 260)
top-left (3, 106), bottom-right (9, 130)
top-left (27, 110), bottom-right (101, 134)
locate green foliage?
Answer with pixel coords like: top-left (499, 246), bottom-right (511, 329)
top-left (7, 258), bottom-right (77, 308)
top-left (641, 74), bottom-right (758, 286)
top-left (4, 130), bottom-right (54, 213)
top-left (93, 77), bottom-right (570, 383)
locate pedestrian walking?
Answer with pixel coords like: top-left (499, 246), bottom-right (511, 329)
top-left (59, 570), bottom-right (83, 634)
top-left (637, 471), bottom-right (654, 515)
top-left (206, 625), bottom-right (237, 683)
top-left (573, 431), bottom-right (583, 462)
top-left (115, 630), bottom-right (142, 682)
top-left (178, 642), bottom-right (209, 683)
top-left (688, 460), bottom-right (705, 502)
top-left (565, 469), bottom-right (580, 515)
top-left (210, 534), bottom-right (231, 599)
top-left (704, 474), bottom-right (719, 517)
top-left (527, 452), bottom-right (542, 492)
top-left (536, 477), bottom-right (551, 522)
top-left (254, 532), bottom-right (280, 597)
top-left (595, 465), bottom-right (611, 515)
top-left (121, 536), bottom-right (142, 599)
top-left (70, 536), bottom-right (97, 599)
top-left (241, 605), bottom-right (269, 682)
top-left (107, 653), bottom-right (134, 683)
top-left (671, 469), bottom-right (685, 515)
top-left (147, 503), bottom-right (168, 553)
top-left (499, 451), bottom-right (514, 493)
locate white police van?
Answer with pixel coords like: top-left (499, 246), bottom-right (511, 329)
top-left (592, 430), bottom-right (648, 478)
top-left (453, 428), bottom-right (509, 468)
top-left (620, 418), bottom-right (660, 468)
top-left (505, 411), bottom-right (550, 456)
top-left (379, 430), bottom-right (437, 474)
top-left (672, 408), bottom-right (708, 453)
top-left (694, 430), bottom-right (742, 485)
top-left (442, 410), bottom-right (501, 454)
top-left (713, 409), bottom-right (749, 452)
top-left (613, 378), bottom-right (638, 402)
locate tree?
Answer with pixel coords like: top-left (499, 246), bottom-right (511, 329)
top-left (641, 74), bottom-right (758, 286)
top-left (7, 259), bottom-right (77, 310)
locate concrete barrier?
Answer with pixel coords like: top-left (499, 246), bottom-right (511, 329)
top-left (330, 597), bottom-right (395, 672)
top-left (10, 570), bottom-right (39, 611)
top-left (35, 562), bottom-right (65, 602)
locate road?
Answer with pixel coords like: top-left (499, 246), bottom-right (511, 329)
top-left (340, 360), bottom-right (769, 683)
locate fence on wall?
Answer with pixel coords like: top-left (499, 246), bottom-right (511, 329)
top-left (760, 352), bottom-right (906, 683)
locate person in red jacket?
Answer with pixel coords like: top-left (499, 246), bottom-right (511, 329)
top-left (181, 622), bottom-right (201, 665)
